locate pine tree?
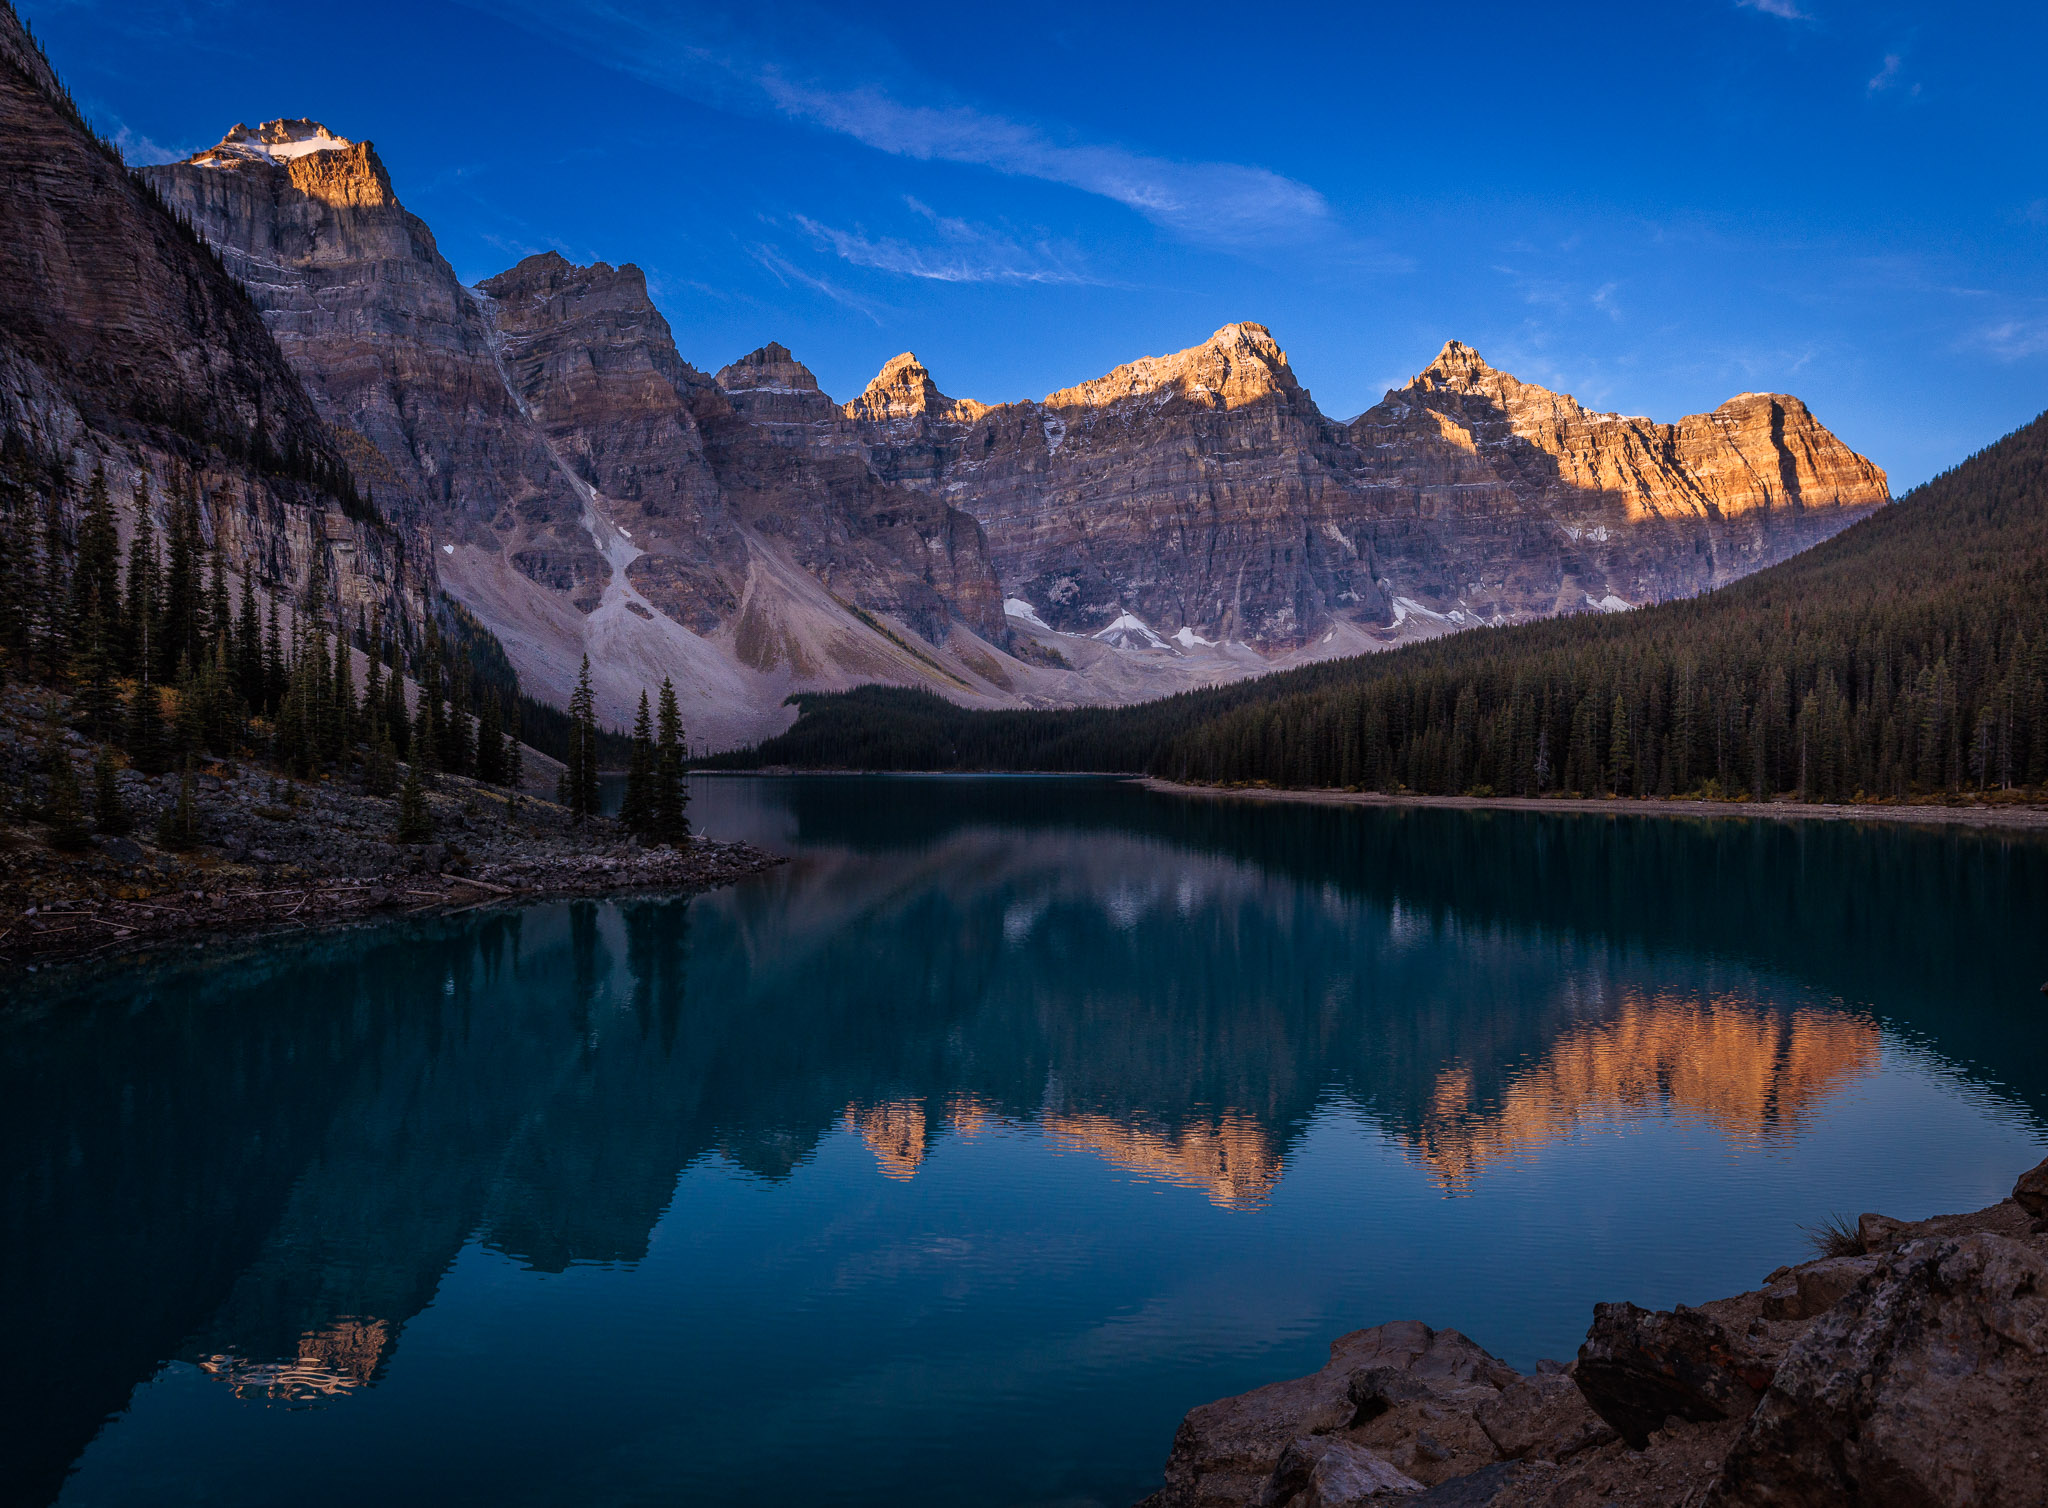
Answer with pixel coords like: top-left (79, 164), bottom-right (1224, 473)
top-left (620, 689), bottom-right (654, 834)
top-left (126, 679), bottom-right (170, 775)
top-left (123, 483), bottom-right (159, 681)
top-left (506, 699), bottom-right (524, 788)
top-left (396, 758), bottom-right (434, 842)
top-left (235, 571), bottom-right (263, 708)
top-left (444, 659), bottom-right (473, 776)
top-left (560, 655), bottom-right (601, 819)
top-left (72, 603), bottom-right (120, 739)
top-left (476, 689), bottom-right (506, 784)
top-left (161, 479), bottom-right (200, 675)
top-left (43, 745), bottom-right (90, 850)
top-left (1608, 694), bottom-right (1633, 797)
top-left (71, 462), bottom-right (119, 628)
top-left (364, 728), bottom-right (399, 797)
top-left (328, 629), bottom-right (354, 761)
top-left (155, 756), bottom-right (200, 851)
top-left (92, 746), bottom-right (131, 835)
top-left (652, 675), bottom-right (690, 845)
top-left (36, 488), bottom-right (74, 678)
top-left (384, 658), bottom-right (410, 761)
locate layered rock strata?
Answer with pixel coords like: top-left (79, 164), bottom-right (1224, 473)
top-left (0, 14), bottom-right (422, 632)
top-left (1139, 1155), bottom-right (2048, 1507)
top-left (851, 327), bottom-right (1889, 650)
top-left (138, 107), bottom-right (1887, 741)
top-left (145, 132), bottom-right (1008, 741)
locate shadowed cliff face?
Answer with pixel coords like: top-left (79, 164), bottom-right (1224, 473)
top-left (851, 327), bottom-right (1889, 649)
top-left (0, 18), bottom-right (424, 631)
top-left (140, 110), bottom-right (1884, 724)
top-left (145, 133), bottom-right (1012, 731)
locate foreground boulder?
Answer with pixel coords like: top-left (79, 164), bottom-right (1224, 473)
top-left (1139, 1155), bottom-right (2048, 1508)
top-left (1137, 1322), bottom-right (1611, 1507)
top-left (1710, 1233), bottom-right (2048, 1506)
top-left (1574, 1302), bottom-right (1776, 1447)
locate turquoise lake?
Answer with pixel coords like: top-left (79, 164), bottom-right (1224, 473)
top-left (5, 776), bottom-right (2046, 1508)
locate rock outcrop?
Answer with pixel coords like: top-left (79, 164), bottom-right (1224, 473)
top-left (145, 133), bottom-right (1013, 741)
top-left (0, 10), bottom-right (422, 634)
top-left (853, 326), bottom-right (1889, 654)
top-left (133, 103), bottom-right (1887, 742)
top-left (1139, 1155), bottom-right (2048, 1508)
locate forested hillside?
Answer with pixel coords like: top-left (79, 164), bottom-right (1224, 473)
top-left (713, 409), bottom-right (2048, 803)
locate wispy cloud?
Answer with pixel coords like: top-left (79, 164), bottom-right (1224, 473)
top-left (478, 1), bottom-right (1329, 250)
top-left (1736, 0), bottom-right (1809, 20)
top-left (747, 243), bottom-right (882, 322)
top-left (793, 200), bottom-right (1100, 285)
top-left (109, 124), bottom-right (196, 165)
top-left (1973, 317), bottom-right (2048, 361)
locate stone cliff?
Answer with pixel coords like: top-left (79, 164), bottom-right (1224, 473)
top-left (146, 135), bottom-right (1014, 742)
top-left (0, 12), bottom-right (422, 634)
top-left (853, 326), bottom-right (1889, 652)
top-left (136, 108), bottom-right (1888, 744)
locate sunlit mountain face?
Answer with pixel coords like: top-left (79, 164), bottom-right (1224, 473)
top-left (5, 778), bottom-right (2043, 1508)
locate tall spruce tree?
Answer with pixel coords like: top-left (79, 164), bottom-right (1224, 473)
top-left (652, 675), bottom-right (689, 845)
top-left (620, 689), bottom-right (654, 835)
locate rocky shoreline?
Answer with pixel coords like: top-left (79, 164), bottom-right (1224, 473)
top-left (1, 694), bottom-right (783, 973)
top-left (1139, 1157), bottom-right (2048, 1507)
top-left (1141, 778), bottom-right (2048, 833)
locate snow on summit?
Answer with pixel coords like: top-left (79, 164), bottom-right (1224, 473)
top-left (188, 119), bottom-right (353, 167)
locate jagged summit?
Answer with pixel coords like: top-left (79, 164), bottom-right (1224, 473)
top-left (187, 119), bottom-right (355, 167)
top-left (715, 342), bottom-right (822, 396)
top-left (1045, 320), bottom-right (1310, 412)
top-left (844, 352), bottom-right (988, 426)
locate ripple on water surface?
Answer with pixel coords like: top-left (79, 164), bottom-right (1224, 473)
top-left (7, 776), bottom-right (2045, 1508)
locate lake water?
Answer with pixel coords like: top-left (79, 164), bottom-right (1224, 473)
top-left (6, 777), bottom-right (2046, 1508)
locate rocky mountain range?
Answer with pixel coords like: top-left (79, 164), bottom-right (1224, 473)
top-left (127, 113), bottom-right (1888, 745)
top-left (0, 18), bottom-right (423, 646)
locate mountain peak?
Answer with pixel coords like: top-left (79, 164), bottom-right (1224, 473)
top-left (715, 343), bottom-right (822, 396)
top-left (187, 119), bottom-right (356, 167)
top-left (1046, 319), bottom-right (1310, 413)
top-left (844, 352), bottom-right (988, 425)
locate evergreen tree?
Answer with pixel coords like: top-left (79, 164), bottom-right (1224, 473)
top-left (35, 488), bottom-right (74, 678)
top-left (384, 658), bottom-right (410, 761)
top-left (71, 462), bottom-right (119, 628)
top-left (652, 675), bottom-right (690, 845)
top-left (1608, 695), bottom-right (1633, 797)
top-left (561, 655), bottom-right (601, 819)
top-left (620, 689), bottom-right (654, 835)
top-left (476, 689), bottom-right (506, 785)
top-left (43, 745), bottom-right (89, 850)
top-left (261, 593), bottom-right (285, 713)
top-left (235, 571), bottom-right (263, 708)
top-left (327, 629), bottom-right (354, 761)
top-left (444, 658), bottom-right (473, 776)
top-left (123, 482), bottom-right (159, 681)
top-left (162, 478), bottom-right (201, 676)
top-left (126, 679), bottom-right (170, 776)
top-left (71, 603), bottom-right (120, 739)
top-left (396, 758), bottom-right (434, 842)
top-left (155, 756), bottom-right (200, 851)
top-left (92, 746), bottom-right (131, 835)
top-left (364, 728), bottom-right (399, 797)
top-left (506, 699), bottom-right (524, 788)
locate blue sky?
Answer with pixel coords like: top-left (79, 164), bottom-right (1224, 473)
top-left (27, 0), bottom-right (2048, 488)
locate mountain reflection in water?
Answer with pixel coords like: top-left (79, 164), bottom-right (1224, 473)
top-left (4, 777), bottom-right (2044, 1508)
